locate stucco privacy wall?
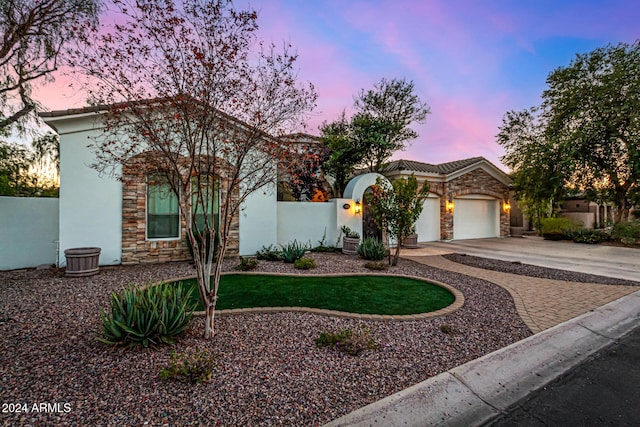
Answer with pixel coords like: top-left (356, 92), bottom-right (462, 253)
top-left (0, 197), bottom-right (59, 270)
top-left (240, 183), bottom-right (278, 255)
top-left (276, 199), bottom-right (362, 249)
top-left (48, 114), bottom-right (123, 266)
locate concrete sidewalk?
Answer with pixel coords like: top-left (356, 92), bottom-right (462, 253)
top-left (324, 289), bottom-right (640, 426)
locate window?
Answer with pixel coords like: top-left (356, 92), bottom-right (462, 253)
top-left (147, 175), bottom-right (180, 239)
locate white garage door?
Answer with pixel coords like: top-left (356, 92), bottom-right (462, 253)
top-left (453, 197), bottom-right (499, 240)
top-left (414, 196), bottom-right (440, 241)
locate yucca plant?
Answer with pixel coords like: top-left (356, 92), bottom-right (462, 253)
top-left (99, 281), bottom-right (197, 348)
top-left (357, 237), bottom-right (388, 261)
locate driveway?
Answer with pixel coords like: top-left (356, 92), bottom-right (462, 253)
top-left (410, 236), bottom-right (640, 282)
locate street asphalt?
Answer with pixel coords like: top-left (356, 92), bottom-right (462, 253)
top-left (484, 325), bottom-right (640, 426)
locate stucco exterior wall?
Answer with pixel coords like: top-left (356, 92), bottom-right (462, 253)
top-left (55, 116), bottom-right (123, 266)
top-left (0, 197), bottom-right (59, 270)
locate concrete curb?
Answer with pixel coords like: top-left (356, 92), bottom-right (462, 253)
top-left (324, 289), bottom-right (640, 427)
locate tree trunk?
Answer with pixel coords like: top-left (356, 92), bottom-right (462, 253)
top-left (392, 243), bottom-right (401, 266)
top-left (615, 188), bottom-right (630, 224)
top-left (204, 301), bottom-right (216, 339)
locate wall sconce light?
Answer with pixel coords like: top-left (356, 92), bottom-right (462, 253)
top-left (354, 199), bottom-right (362, 214)
top-left (503, 200), bottom-right (511, 213)
top-left (342, 203), bottom-right (351, 210)
top-left (446, 199), bottom-right (455, 214)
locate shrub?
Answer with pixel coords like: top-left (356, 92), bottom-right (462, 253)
top-left (312, 245), bottom-right (339, 253)
top-left (315, 326), bottom-right (379, 356)
top-left (611, 220), bottom-right (640, 245)
top-left (341, 225), bottom-right (360, 239)
top-left (357, 237), bottom-right (387, 261)
top-left (159, 348), bottom-right (217, 384)
top-left (99, 281), bottom-right (196, 348)
top-left (539, 217), bottom-right (580, 240)
top-left (280, 239), bottom-right (310, 263)
top-left (439, 324), bottom-right (459, 335)
top-left (572, 229), bottom-right (604, 244)
top-left (255, 244), bottom-right (283, 261)
top-left (294, 257), bottom-right (316, 269)
top-left (236, 256), bottom-right (259, 271)
top-left (364, 261), bottom-right (388, 270)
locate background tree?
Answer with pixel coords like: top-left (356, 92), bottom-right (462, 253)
top-left (319, 112), bottom-right (364, 197)
top-left (320, 78), bottom-right (430, 196)
top-left (0, 0), bottom-right (100, 131)
top-left (353, 78), bottom-right (430, 172)
top-left (0, 131), bottom-right (59, 196)
top-left (0, 139), bottom-right (33, 195)
top-left (367, 174), bottom-right (428, 266)
top-left (499, 42), bottom-right (640, 224)
top-left (498, 108), bottom-right (569, 228)
top-left (69, 0), bottom-right (316, 339)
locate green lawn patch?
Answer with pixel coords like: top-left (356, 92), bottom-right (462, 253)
top-left (173, 274), bottom-right (455, 315)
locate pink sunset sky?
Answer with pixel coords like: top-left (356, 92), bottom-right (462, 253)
top-left (34, 0), bottom-right (640, 171)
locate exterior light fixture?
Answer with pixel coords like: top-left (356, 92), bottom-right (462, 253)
top-left (354, 199), bottom-right (362, 214)
top-left (446, 199), bottom-right (455, 214)
top-left (342, 203), bottom-right (351, 210)
top-left (503, 200), bottom-right (511, 213)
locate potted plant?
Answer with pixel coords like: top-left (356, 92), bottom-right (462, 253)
top-left (341, 226), bottom-right (360, 255)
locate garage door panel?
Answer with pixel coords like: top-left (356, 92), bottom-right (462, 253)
top-left (453, 199), bottom-right (498, 240)
top-left (415, 197), bottom-right (440, 241)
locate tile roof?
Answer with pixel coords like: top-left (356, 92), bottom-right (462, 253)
top-left (382, 157), bottom-right (486, 175)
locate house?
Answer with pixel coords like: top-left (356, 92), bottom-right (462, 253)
top-left (40, 107), bottom-right (511, 268)
top-left (352, 158), bottom-right (512, 242)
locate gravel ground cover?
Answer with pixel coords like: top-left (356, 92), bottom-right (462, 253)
top-left (1, 252), bottom-right (534, 426)
top-left (443, 253), bottom-right (640, 286)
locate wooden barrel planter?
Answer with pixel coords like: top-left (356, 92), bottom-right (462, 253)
top-left (402, 234), bottom-right (419, 248)
top-left (342, 237), bottom-right (360, 255)
top-left (64, 247), bottom-right (101, 277)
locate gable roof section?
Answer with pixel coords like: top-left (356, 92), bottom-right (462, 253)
top-left (383, 157), bottom-right (486, 175)
top-left (383, 157), bottom-right (511, 186)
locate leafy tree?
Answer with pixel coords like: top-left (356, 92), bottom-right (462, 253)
top-left (320, 78), bottom-right (430, 196)
top-left (500, 42), bottom-right (640, 224)
top-left (0, 0), bottom-right (100, 131)
top-left (319, 112), bottom-right (364, 197)
top-left (353, 78), bottom-right (430, 172)
top-left (0, 139), bottom-right (33, 195)
top-left (366, 174), bottom-right (428, 266)
top-left (69, 0), bottom-right (316, 339)
top-left (498, 108), bottom-right (568, 228)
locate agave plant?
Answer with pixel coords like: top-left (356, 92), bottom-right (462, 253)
top-left (280, 239), bottom-right (310, 263)
top-left (357, 237), bottom-right (388, 261)
top-left (99, 281), bottom-right (197, 348)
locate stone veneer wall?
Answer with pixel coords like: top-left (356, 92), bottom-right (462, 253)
top-left (121, 154), bottom-right (239, 265)
top-left (438, 169), bottom-right (510, 240)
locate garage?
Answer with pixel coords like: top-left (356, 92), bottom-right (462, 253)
top-left (453, 196), bottom-right (499, 240)
top-left (414, 195), bottom-right (440, 242)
